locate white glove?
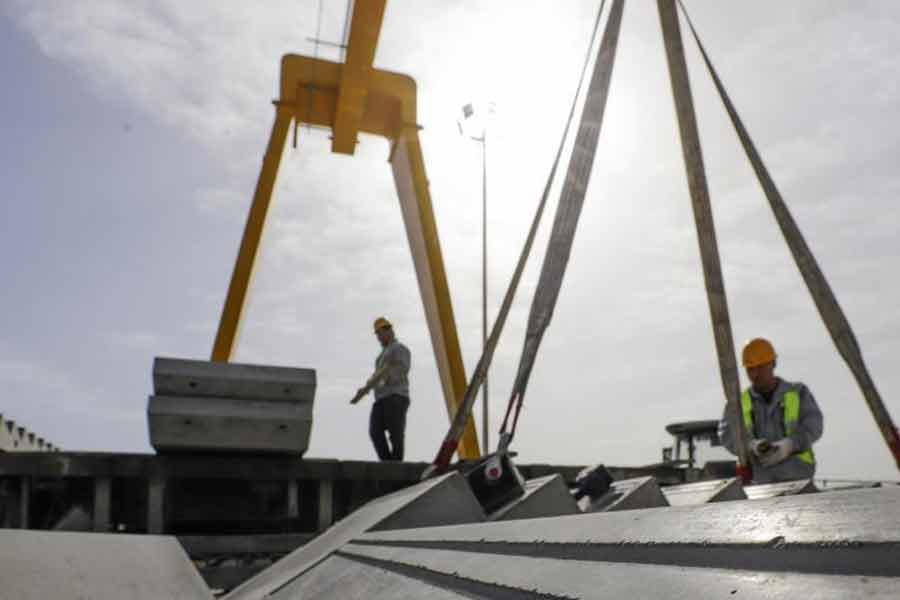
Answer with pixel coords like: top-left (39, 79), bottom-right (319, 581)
top-left (760, 438), bottom-right (795, 467)
top-left (749, 438), bottom-right (771, 459)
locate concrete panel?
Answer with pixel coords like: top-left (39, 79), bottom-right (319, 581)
top-left (662, 478), bottom-right (746, 506)
top-left (745, 478), bottom-right (818, 500)
top-left (148, 395), bottom-right (312, 454)
top-left (153, 357), bottom-right (316, 402)
top-left (337, 543), bottom-right (899, 599)
top-left (359, 488), bottom-right (900, 577)
top-left (0, 529), bottom-right (212, 600)
top-left (224, 472), bottom-right (484, 600)
top-left (586, 476), bottom-right (669, 512)
top-left (489, 475), bottom-right (580, 521)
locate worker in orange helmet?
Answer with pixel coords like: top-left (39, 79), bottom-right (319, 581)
top-left (350, 317), bottom-right (411, 461)
top-left (718, 338), bottom-right (823, 483)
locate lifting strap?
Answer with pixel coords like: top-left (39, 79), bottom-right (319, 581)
top-left (657, 0), bottom-right (749, 474)
top-left (678, 0), bottom-right (900, 472)
top-left (426, 0), bottom-right (613, 475)
top-left (499, 0), bottom-right (626, 448)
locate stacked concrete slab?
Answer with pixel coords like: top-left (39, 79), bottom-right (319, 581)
top-left (0, 529), bottom-right (212, 600)
top-left (290, 487), bottom-right (899, 598)
top-left (0, 414), bottom-right (56, 452)
top-left (147, 357), bottom-right (315, 454)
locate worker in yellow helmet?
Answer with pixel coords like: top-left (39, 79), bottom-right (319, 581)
top-left (718, 338), bottom-right (824, 483)
top-left (350, 317), bottom-right (411, 461)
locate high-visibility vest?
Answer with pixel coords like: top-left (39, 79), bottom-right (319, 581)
top-left (741, 388), bottom-right (815, 465)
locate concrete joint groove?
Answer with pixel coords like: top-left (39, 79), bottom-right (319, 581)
top-left (347, 539), bottom-right (900, 577)
top-left (335, 550), bottom-right (578, 600)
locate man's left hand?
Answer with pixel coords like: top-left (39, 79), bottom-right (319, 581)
top-left (759, 438), bottom-right (795, 467)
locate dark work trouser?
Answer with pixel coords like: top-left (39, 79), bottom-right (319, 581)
top-left (369, 394), bottom-right (410, 461)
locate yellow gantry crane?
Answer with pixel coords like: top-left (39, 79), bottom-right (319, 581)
top-left (209, 1), bottom-right (480, 459)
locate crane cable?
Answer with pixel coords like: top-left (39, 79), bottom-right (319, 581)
top-left (498, 0), bottom-right (626, 451)
top-left (425, 0), bottom-right (611, 475)
top-left (677, 0), bottom-right (900, 471)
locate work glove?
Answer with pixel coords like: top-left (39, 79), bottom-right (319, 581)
top-left (749, 438), bottom-right (771, 459)
top-left (760, 438), bottom-right (795, 467)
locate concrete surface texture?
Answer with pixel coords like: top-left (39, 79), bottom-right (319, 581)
top-left (0, 529), bottom-right (213, 600)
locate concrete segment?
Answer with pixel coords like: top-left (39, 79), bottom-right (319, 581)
top-left (153, 357), bottom-right (316, 402)
top-left (224, 472), bottom-right (484, 600)
top-left (745, 478), bottom-right (818, 499)
top-left (337, 542), bottom-right (900, 599)
top-left (489, 475), bottom-right (580, 521)
top-left (0, 529), bottom-right (212, 600)
top-left (358, 488), bottom-right (900, 576)
top-left (662, 477), bottom-right (746, 506)
top-left (586, 476), bottom-right (669, 512)
top-left (147, 395), bottom-right (313, 454)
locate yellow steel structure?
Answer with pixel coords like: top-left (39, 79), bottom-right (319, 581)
top-left (211, 0), bottom-right (480, 459)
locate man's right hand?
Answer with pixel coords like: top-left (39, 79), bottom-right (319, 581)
top-left (350, 388), bottom-right (365, 405)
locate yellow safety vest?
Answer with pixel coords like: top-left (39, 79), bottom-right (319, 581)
top-left (741, 388), bottom-right (815, 465)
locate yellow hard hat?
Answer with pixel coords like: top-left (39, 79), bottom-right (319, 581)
top-left (373, 317), bottom-right (393, 331)
top-left (742, 338), bottom-right (776, 368)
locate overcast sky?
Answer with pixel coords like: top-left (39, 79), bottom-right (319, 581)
top-left (2, 1), bottom-right (899, 480)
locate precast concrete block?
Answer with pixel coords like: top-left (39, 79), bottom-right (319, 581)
top-left (662, 477), bottom-right (746, 506)
top-left (745, 478), bottom-right (818, 500)
top-left (153, 357), bottom-right (316, 403)
top-left (223, 471), bottom-right (484, 600)
top-left (586, 476), bottom-right (669, 512)
top-left (0, 529), bottom-right (213, 600)
top-left (358, 487), bottom-right (900, 581)
top-left (147, 395), bottom-right (312, 454)
top-left (489, 474), bottom-right (580, 521)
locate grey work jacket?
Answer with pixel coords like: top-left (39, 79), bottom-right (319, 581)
top-left (718, 378), bottom-right (823, 484)
top-left (373, 339), bottom-right (411, 401)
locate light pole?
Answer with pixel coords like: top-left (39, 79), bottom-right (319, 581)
top-left (459, 102), bottom-right (491, 453)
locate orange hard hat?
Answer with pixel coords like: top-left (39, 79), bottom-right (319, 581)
top-left (742, 338), bottom-right (776, 368)
top-left (373, 317), bottom-right (393, 331)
